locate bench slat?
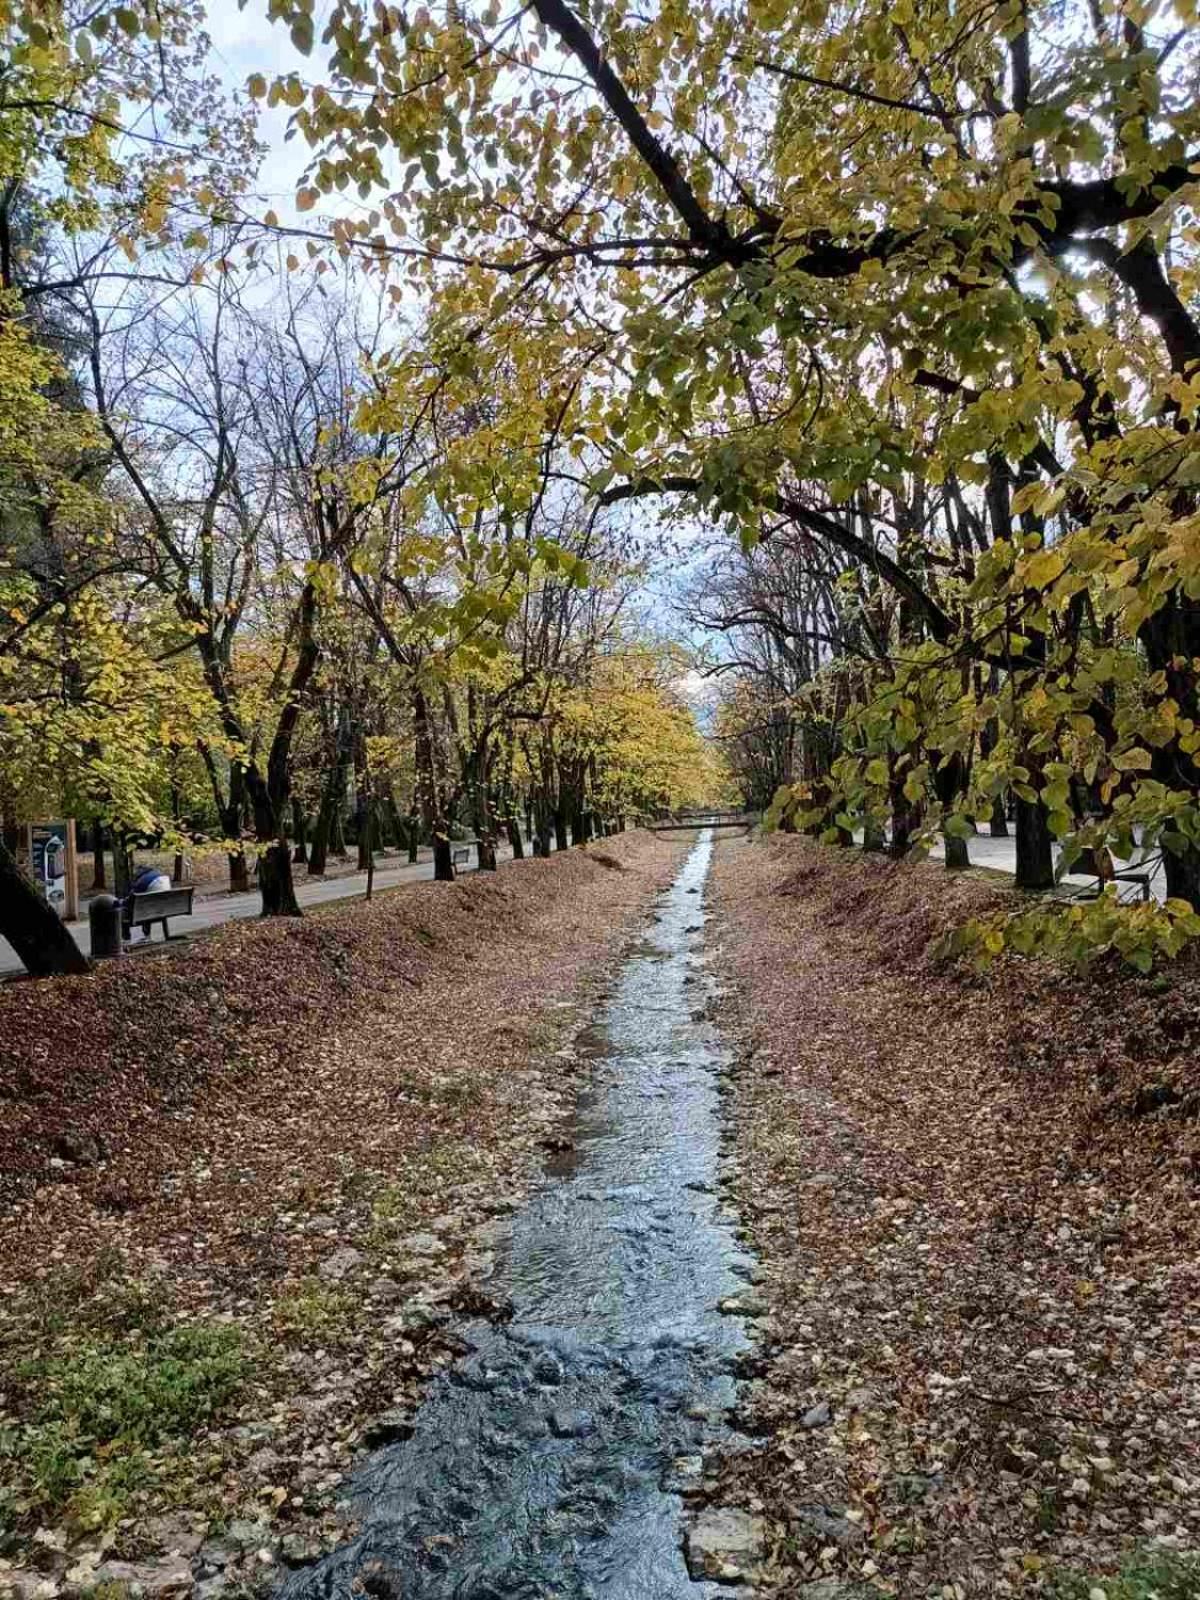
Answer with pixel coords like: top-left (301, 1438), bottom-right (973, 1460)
top-left (128, 887), bottom-right (195, 920)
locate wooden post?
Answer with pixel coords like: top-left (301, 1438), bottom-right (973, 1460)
top-left (64, 820), bottom-right (78, 921)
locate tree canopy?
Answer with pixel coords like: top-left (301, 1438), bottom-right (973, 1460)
top-left (3, 0), bottom-right (1200, 974)
top-left (257, 0), bottom-right (1200, 966)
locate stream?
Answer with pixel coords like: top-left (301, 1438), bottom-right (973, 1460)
top-left (283, 829), bottom-right (752, 1599)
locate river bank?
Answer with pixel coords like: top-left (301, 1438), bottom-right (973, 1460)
top-left (0, 831), bottom-right (689, 1599)
top-left (708, 834), bottom-right (1200, 1597)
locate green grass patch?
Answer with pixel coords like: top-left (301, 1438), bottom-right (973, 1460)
top-left (271, 1279), bottom-right (356, 1341)
top-left (28, 1323), bottom-right (247, 1444)
top-left (415, 1142), bottom-right (468, 1182)
top-left (1051, 1548), bottom-right (1200, 1599)
top-left (371, 1183), bottom-right (409, 1224)
top-left (1, 1321), bottom-right (248, 1535)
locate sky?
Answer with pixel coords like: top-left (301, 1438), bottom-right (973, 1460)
top-left (201, 0), bottom-right (316, 219)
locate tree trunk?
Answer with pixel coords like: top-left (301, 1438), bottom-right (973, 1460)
top-left (1015, 793), bottom-right (1055, 890)
top-left (1163, 846), bottom-right (1200, 906)
top-left (888, 775), bottom-right (920, 859)
top-left (532, 798), bottom-right (552, 856)
top-left (309, 750), bottom-right (347, 876)
top-left (258, 838), bottom-right (301, 916)
top-left (219, 760), bottom-right (248, 892)
top-left (553, 808), bottom-right (569, 852)
top-left (292, 800), bottom-right (308, 866)
top-left (113, 835), bottom-right (133, 898)
top-left (1140, 597), bottom-right (1200, 907)
top-left (507, 816), bottom-right (524, 860)
top-left (354, 735), bottom-right (371, 871)
top-left (249, 747), bottom-right (303, 919)
top-left (413, 685), bottom-right (459, 886)
top-left (473, 756), bottom-right (498, 871)
top-left (309, 715), bottom-right (352, 876)
top-left (308, 811), bottom-right (331, 876)
top-left (933, 752), bottom-right (971, 870)
top-left (365, 802), bottom-right (376, 901)
top-left (169, 766), bottom-right (186, 886)
top-left (433, 836), bottom-right (456, 882)
top-left (192, 564), bottom-right (318, 919)
top-left (943, 832), bottom-right (970, 870)
top-left (407, 809), bottom-right (419, 864)
top-left (383, 793), bottom-right (405, 851)
top-left (91, 821), bottom-right (106, 890)
top-left (979, 705), bottom-right (1008, 836)
top-left (0, 837), bottom-right (89, 977)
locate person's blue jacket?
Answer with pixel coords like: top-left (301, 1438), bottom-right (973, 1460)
top-left (130, 867), bottom-right (168, 896)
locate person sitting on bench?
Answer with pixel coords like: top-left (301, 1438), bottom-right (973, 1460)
top-left (125, 865), bottom-right (171, 941)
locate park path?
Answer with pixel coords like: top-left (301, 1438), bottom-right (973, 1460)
top-left (0, 845), bottom-right (515, 976)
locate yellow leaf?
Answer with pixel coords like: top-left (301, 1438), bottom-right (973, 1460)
top-left (1023, 550), bottom-right (1064, 589)
top-left (1112, 747), bottom-right (1153, 772)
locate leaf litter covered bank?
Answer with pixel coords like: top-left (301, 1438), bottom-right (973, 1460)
top-left (0, 831), bottom-right (690, 1597)
top-left (708, 835), bottom-right (1200, 1598)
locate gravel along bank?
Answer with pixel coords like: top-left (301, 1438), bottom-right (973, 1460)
top-left (707, 833), bottom-right (1200, 1599)
top-left (0, 831), bottom-right (691, 1599)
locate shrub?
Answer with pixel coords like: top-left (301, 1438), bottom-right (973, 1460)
top-left (1052, 1548), bottom-right (1200, 1599)
top-left (1, 1322), bottom-right (248, 1531)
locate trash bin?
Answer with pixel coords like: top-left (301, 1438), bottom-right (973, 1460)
top-left (88, 894), bottom-right (122, 960)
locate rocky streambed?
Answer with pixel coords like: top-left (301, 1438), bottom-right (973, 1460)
top-left (275, 829), bottom-right (761, 1599)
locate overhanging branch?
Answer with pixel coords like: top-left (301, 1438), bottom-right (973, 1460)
top-left (598, 473), bottom-right (956, 642)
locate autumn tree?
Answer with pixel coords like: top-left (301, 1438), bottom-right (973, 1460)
top-left (262, 0), bottom-right (1200, 951)
top-left (0, 0), bottom-right (254, 969)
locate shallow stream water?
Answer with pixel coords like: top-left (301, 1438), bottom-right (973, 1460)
top-left (283, 830), bottom-right (750, 1599)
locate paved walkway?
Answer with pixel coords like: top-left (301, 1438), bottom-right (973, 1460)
top-left (1, 846), bottom-right (515, 977)
top-left (928, 825), bottom-right (1166, 901)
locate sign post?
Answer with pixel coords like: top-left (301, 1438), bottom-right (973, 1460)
top-left (26, 821), bottom-right (79, 922)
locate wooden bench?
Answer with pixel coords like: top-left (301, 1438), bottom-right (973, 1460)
top-left (124, 886), bottom-right (196, 941)
top-left (1084, 869), bottom-right (1152, 902)
top-left (1072, 848), bottom-right (1152, 904)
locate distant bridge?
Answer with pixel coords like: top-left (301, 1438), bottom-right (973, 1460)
top-left (649, 810), bottom-right (759, 834)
